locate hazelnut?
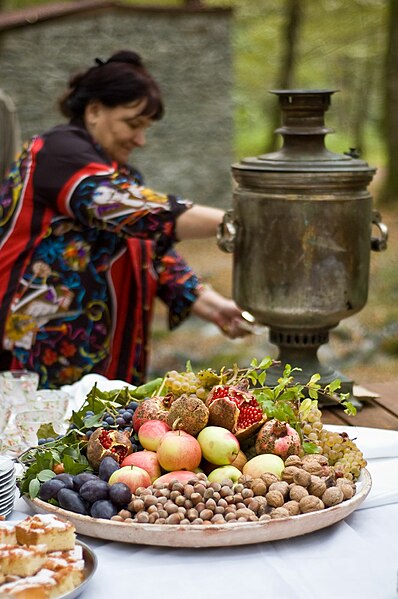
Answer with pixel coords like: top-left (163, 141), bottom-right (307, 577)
top-left (225, 512), bottom-right (237, 522)
top-left (135, 512), bottom-right (150, 523)
top-left (299, 495), bottom-right (325, 513)
top-left (322, 487), bottom-right (344, 507)
top-left (199, 508), bottom-right (214, 521)
top-left (129, 499), bottom-right (145, 513)
top-left (118, 509), bottom-right (132, 519)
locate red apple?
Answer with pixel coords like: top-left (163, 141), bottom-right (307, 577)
top-left (154, 471), bottom-right (198, 485)
top-left (196, 426), bottom-right (240, 465)
top-left (157, 430), bottom-right (202, 472)
top-left (121, 450), bottom-right (161, 482)
top-left (138, 420), bottom-right (171, 451)
top-left (108, 465), bottom-right (151, 493)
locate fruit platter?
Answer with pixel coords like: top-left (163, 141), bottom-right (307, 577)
top-left (18, 358), bottom-right (372, 548)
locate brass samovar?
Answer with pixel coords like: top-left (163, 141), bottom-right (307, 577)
top-left (218, 90), bottom-right (388, 396)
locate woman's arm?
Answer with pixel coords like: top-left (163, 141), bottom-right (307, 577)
top-left (175, 205), bottom-right (224, 240)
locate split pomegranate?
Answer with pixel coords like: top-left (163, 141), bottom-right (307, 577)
top-left (255, 418), bottom-right (301, 460)
top-left (86, 428), bottom-right (133, 470)
top-left (206, 382), bottom-right (265, 440)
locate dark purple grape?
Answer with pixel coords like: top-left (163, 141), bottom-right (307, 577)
top-left (105, 416), bottom-right (115, 425)
top-left (73, 472), bottom-right (99, 491)
top-left (98, 456), bottom-right (120, 482)
top-left (85, 430), bottom-right (94, 439)
top-left (54, 473), bottom-right (75, 489)
top-left (57, 488), bottom-right (88, 515)
top-left (115, 417), bottom-right (125, 427)
top-left (128, 401), bottom-right (139, 411)
top-left (123, 411), bottom-right (133, 422)
top-left (109, 482), bottom-right (132, 506)
top-left (79, 479), bottom-right (110, 504)
top-left (39, 478), bottom-right (66, 501)
top-left (90, 499), bottom-right (118, 519)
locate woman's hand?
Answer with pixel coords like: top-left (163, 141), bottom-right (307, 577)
top-left (191, 285), bottom-right (251, 339)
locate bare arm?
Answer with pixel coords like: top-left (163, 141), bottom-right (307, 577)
top-left (175, 205), bottom-right (224, 240)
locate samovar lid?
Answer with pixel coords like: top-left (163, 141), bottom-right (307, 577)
top-left (233, 89), bottom-right (375, 174)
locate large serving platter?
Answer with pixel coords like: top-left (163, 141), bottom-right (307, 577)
top-left (23, 469), bottom-right (371, 548)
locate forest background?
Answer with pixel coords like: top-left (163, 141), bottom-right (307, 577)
top-left (1, 0), bottom-right (397, 385)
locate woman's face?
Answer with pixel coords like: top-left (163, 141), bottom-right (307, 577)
top-left (84, 98), bottom-right (153, 164)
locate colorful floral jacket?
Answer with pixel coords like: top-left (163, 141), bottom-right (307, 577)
top-left (0, 123), bottom-right (199, 387)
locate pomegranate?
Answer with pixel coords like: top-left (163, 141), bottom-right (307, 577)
top-left (166, 394), bottom-right (209, 436)
top-left (255, 419), bottom-right (301, 460)
top-left (132, 396), bottom-right (171, 432)
top-left (86, 428), bottom-right (133, 470)
top-left (206, 382), bottom-right (265, 440)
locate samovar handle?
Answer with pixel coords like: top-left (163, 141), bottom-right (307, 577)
top-left (371, 210), bottom-right (388, 251)
top-left (217, 209), bottom-right (237, 253)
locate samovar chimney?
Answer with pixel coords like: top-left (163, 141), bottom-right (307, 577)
top-left (218, 90), bottom-right (388, 396)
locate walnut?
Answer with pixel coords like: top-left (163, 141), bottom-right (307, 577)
top-left (292, 468), bottom-right (312, 487)
top-left (339, 484), bottom-right (355, 500)
top-left (289, 484), bottom-right (309, 502)
top-left (251, 480), bottom-right (267, 496)
top-left (281, 466), bottom-right (301, 483)
top-left (283, 500), bottom-right (300, 516)
top-left (308, 475), bottom-right (327, 498)
top-left (322, 487), bottom-right (344, 507)
top-left (299, 495), bottom-right (325, 513)
top-left (301, 460), bottom-right (324, 476)
top-left (284, 455), bottom-right (302, 468)
top-left (302, 453), bottom-right (329, 466)
top-left (260, 472), bottom-right (279, 487)
top-left (265, 490), bottom-right (285, 508)
top-left (268, 481), bottom-right (289, 498)
top-left (270, 507), bottom-right (290, 519)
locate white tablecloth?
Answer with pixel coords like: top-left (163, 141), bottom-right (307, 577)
top-left (9, 423), bottom-right (398, 599)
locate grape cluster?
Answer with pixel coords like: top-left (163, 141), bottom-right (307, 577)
top-left (38, 457), bottom-right (128, 519)
top-left (84, 401), bottom-right (143, 451)
top-left (300, 404), bottom-right (366, 480)
top-left (164, 370), bottom-right (207, 400)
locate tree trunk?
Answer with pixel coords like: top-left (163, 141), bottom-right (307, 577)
top-left (380, 0), bottom-right (398, 205)
top-left (264, 0), bottom-right (303, 153)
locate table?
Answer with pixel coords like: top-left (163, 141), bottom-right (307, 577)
top-left (9, 425), bottom-right (398, 599)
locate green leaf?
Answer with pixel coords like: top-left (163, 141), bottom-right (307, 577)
top-left (37, 469), bottom-right (56, 482)
top-left (37, 423), bottom-right (58, 440)
top-left (29, 478), bottom-right (41, 499)
top-left (302, 441), bottom-right (321, 454)
top-left (130, 378), bottom-right (163, 399)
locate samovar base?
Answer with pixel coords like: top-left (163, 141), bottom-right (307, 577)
top-left (266, 328), bottom-right (362, 409)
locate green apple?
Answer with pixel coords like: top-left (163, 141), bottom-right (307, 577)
top-left (243, 454), bottom-right (285, 479)
top-left (207, 465), bottom-right (242, 484)
top-left (196, 426), bottom-right (240, 465)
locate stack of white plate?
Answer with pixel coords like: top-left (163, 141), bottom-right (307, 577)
top-left (0, 456), bottom-right (16, 518)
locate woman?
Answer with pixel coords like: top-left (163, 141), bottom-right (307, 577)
top-left (0, 50), bottom-right (248, 388)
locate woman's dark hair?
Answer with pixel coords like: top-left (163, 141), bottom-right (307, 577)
top-left (58, 50), bottom-right (164, 121)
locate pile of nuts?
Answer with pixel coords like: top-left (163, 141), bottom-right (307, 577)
top-left (110, 454), bottom-right (356, 526)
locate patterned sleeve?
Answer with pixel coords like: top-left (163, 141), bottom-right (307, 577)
top-left (68, 171), bottom-right (191, 253)
top-left (155, 249), bottom-right (202, 329)
top-left (33, 127), bottom-right (192, 252)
